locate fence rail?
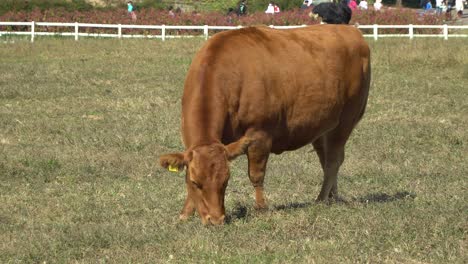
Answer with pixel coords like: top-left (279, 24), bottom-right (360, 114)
top-left (1, 21), bottom-right (467, 42)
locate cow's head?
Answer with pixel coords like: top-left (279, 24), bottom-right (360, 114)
top-left (159, 137), bottom-right (251, 225)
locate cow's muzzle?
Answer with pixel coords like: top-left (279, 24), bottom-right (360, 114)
top-left (204, 214), bottom-right (225, 225)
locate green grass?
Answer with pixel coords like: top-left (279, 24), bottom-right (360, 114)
top-left (0, 36), bottom-right (467, 263)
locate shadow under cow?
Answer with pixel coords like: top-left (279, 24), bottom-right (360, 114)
top-left (225, 203), bottom-right (249, 224)
top-left (355, 191), bottom-right (416, 204)
top-left (225, 191), bottom-right (416, 223)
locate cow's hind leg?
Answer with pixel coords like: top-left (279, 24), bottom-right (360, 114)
top-left (313, 92), bottom-right (367, 202)
top-left (247, 135), bottom-right (272, 210)
top-left (313, 135), bottom-right (345, 202)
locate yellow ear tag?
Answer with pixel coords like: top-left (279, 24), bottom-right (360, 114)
top-left (168, 165), bottom-right (179, 172)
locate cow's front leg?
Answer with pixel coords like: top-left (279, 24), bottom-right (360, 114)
top-left (247, 135), bottom-right (271, 210)
top-left (180, 174), bottom-right (196, 220)
top-left (179, 194), bottom-right (195, 220)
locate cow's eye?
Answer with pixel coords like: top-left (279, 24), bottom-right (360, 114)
top-left (191, 180), bottom-right (202, 189)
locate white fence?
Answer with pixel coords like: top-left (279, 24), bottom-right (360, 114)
top-left (0, 21), bottom-right (467, 42)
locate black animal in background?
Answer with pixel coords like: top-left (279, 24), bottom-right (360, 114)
top-left (312, 0), bottom-right (352, 24)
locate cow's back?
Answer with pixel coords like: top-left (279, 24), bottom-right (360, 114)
top-left (182, 25), bottom-right (370, 152)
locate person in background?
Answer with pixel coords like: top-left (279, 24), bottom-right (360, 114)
top-left (127, 1), bottom-right (137, 21)
top-left (455, 0), bottom-right (464, 17)
top-left (265, 2), bottom-right (275, 14)
top-left (440, 0), bottom-right (448, 13)
top-left (168, 6), bottom-right (175, 17)
top-left (226, 7), bottom-right (236, 23)
top-left (374, 0), bottom-right (383, 10)
top-left (237, 0), bottom-right (248, 16)
top-left (274, 2), bottom-right (281, 13)
top-left (446, 0), bottom-right (454, 19)
top-left (301, 0), bottom-right (310, 10)
top-left (227, 7), bottom-right (236, 15)
top-left (359, 0), bottom-right (368, 9)
top-left (348, 0), bottom-right (358, 10)
top-left (440, 0), bottom-right (448, 9)
top-left (425, 0), bottom-right (433, 11)
top-left (436, 0), bottom-right (443, 14)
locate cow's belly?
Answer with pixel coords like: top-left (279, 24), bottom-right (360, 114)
top-left (270, 93), bottom-right (343, 153)
top-left (270, 115), bottom-right (340, 154)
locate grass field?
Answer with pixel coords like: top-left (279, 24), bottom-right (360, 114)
top-left (0, 35), bottom-right (467, 263)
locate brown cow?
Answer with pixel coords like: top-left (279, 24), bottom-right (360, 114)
top-left (160, 24), bottom-right (371, 225)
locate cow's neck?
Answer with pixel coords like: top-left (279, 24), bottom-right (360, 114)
top-left (182, 84), bottom-right (226, 149)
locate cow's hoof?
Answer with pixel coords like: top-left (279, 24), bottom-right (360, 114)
top-left (179, 214), bottom-right (191, 221)
top-left (254, 203), bottom-right (269, 211)
top-left (315, 197), bottom-right (331, 204)
top-left (315, 196), bottom-right (347, 205)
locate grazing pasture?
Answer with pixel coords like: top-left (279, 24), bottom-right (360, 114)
top-left (0, 35), bottom-right (466, 262)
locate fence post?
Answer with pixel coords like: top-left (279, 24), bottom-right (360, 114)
top-left (443, 24), bottom-right (448, 40)
top-left (373, 24), bottom-right (378, 41)
top-left (31, 21), bottom-right (35, 43)
top-left (118, 24), bottom-right (122, 38)
top-left (204, 25), bottom-right (208, 40)
top-left (409, 24), bottom-right (413, 40)
top-left (162, 24), bottom-right (166, 41)
top-left (74, 22), bottom-right (79, 41)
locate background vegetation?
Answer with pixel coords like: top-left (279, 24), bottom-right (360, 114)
top-left (0, 0), bottom-right (431, 16)
top-left (0, 35), bottom-right (466, 262)
top-left (0, 0), bottom-right (455, 31)
top-left (0, 0), bottom-right (94, 14)
top-left (0, 8), bottom-right (447, 31)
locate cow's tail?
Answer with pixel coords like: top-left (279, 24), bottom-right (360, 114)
top-left (357, 55), bottom-right (371, 121)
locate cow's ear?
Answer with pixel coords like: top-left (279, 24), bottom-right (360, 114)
top-left (225, 137), bottom-right (252, 161)
top-left (159, 152), bottom-right (188, 171)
